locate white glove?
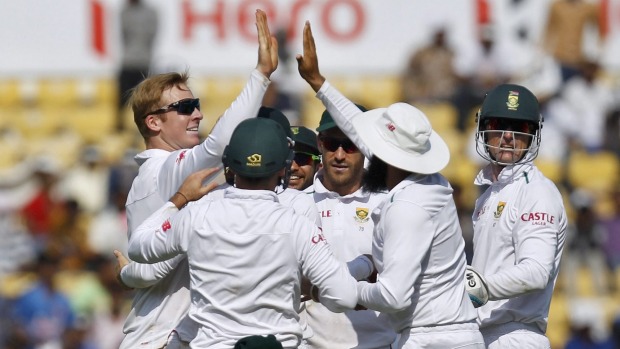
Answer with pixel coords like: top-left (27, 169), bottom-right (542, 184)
top-left (465, 265), bottom-right (489, 308)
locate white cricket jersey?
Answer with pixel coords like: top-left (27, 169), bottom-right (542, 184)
top-left (202, 183), bottom-right (321, 227)
top-left (128, 187), bottom-right (359, 349)
top-left (471, 163), bottom-right (567, 334)
top-left (356, 173), bottom-right (477, 332)
top-left (303, 173), bottom-right (396, 349)
top-left (119, 70), bottom-right (269, 349)
top-left (315, 80), bottom-right (477, 343)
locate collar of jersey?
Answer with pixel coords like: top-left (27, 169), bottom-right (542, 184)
top-left (475, 162), bottom-right (533, 186)
top-left (223, 186), bottom-right (280, 202)
top-left (134, 148), bottom-right (171, 166)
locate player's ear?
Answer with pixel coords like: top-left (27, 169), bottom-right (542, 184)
top-left (144, 114), bottom-right (163, 132)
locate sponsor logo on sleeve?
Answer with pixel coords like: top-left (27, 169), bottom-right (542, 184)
top-left (521, 212), bottom-right (555, 225)
top-left (320, 210), bottom-right (332, 218)
top-left (162, 219), bottom-right (171, 232)
top-left (176, 150), bottom-right (187, 164)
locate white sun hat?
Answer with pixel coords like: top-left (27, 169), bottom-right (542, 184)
top-left (351, 102), bottom-right (450, 174)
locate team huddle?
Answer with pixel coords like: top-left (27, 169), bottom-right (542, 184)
top-left (114, 9), bottom-right (567, 349)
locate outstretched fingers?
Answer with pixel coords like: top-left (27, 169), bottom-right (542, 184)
top-left (255, 9), bottom-right (278, 78)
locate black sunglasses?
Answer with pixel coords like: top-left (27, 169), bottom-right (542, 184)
top-left (143, 98), bottom-right (200, 118)
top-left (294, 152), bottom-right (320, 166)
top-left (319, 136), bottom-right (358, 154)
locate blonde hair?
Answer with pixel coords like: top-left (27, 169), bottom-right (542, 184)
top-left (128, 71), bottom-right (190, 138)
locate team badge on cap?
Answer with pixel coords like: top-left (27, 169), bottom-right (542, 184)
top-left (494, 201), bottom-right (506, 219)
top-left (291, 127), bottom-right (300, 135)
top-left (506, 91), bottom-right (519, 110)
top-left (246, 154), bottom-right (262, 167)
top-left (354, 207), bottom-right (370, 223)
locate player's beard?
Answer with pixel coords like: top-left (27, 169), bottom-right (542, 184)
top-left (363, 155), bottom-right (388, 193)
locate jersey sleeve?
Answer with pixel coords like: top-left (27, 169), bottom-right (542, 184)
top-left (357, 201), bottom-right (433, 312)
top-left (289, 191), bottom-right (322, 228)
top-left (294, 216), bottom-right (358, 312)
top-left (157, 70), bottom-right (270, 200)
top-left (120, 255), bottom-right (185, 289)
top-left (316, 80), bottom-right (371, 159)
top-left (128, 202), bottom-right (191, 263)
top-left (485, 182), bottom-right (566, 300)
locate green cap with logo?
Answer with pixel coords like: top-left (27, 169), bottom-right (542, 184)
top-left (223, 118), bottom-right (290, 178)
top-left (290, 126), bottom-right (319, 154)
top-left (316, 103), bottom-right (368, 132)
top-left (257, 106), bottom-right (294, 139)
top-left (234, 335), bottom-right (283, 349)
top-left (479, 84), bottom-right (540, 123)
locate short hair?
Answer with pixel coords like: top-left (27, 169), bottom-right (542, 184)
top-left (128, 71), bottom-right (191, 139)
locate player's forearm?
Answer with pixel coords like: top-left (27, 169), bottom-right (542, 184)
top-left (316, 81), bottom-right (372, 159)
top-left (202, 69), bottom-right (270, 157)
top-left (120, 257), bottom-right (184, 288)
top-left (128, 202), bottom-right (180, 263)
top-left (485, 258), bottom-right (551, 300)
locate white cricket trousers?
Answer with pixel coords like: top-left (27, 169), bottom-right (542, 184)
top-left (481, 322), bottom-right (550, 349)
top-left (398, 322), bottom-right (485, 349)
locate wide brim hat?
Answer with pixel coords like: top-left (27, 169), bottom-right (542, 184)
top-left (351, 102), bottom-right (449, 174)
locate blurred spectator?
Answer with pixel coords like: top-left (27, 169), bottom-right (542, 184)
top-left (58, 145), bottom-right (110, 215)
top-left (564, 324), bottom-right (614, 349)
top-left (19, 156), bottom-right (66, 251)
top-left (543, 0), bottom-right (601, 83)
top-left (9, 250), bottom-right (76, 349)
top-left (401, 28), bottom-right (459, 105)
top-left (87, 189), bottom-right (128, 257)
top-left (562, 189), bottom-right (610, 297)
top-left (553, 60), bottom-right (615, 152)
top-left (601, 188), bottom-right (620, 278)
top-left (117, 0), bottom-right (159, 131)
top-left (453, 25), bottom-right (512, 132)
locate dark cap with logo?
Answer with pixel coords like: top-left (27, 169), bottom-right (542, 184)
top-left (479, 84), bottom-right (540, 123)
top-left (316, 103), bottom-right (368, 132)
top-left (257, 106), bottom-right (293, 138)
top-left (223, 118), bottom-right (290, 178)
top-left (290, 126), bottom-right (319, 154)
top-left (234, 335), bottom-right (283, 349)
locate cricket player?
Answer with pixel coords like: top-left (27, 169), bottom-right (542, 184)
top-left (471, 84), bottom-right (567, 348)
top-left (117, 10), bottom-right (278, 349)
top-left (296, 21), bottom-right (484, 349)
top-left (128, 117), bottom-right (361, 348)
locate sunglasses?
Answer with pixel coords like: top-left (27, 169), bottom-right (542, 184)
top-left (484, 118), bottom-right (534, 134)
top-left (143, 98), bottom-right (200, 118)
top-left (319, 136), bottom-right (358, 154)
top-left (293, 152), bottom-right (320, 166)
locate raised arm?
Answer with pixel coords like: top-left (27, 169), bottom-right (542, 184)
top-left (296, 21), bottom-right (370, 158)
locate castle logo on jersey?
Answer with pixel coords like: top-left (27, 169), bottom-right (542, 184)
top-left (506, 91), bottom-right (519, 110)
top-left (354, 207), bottom-right (370, 223)
top-left (494, 201), bottom-right (506, 219)
top-left (521, 212), bottom-right (555, 225)
top-left (246, 154), bottom-right (262, 167)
